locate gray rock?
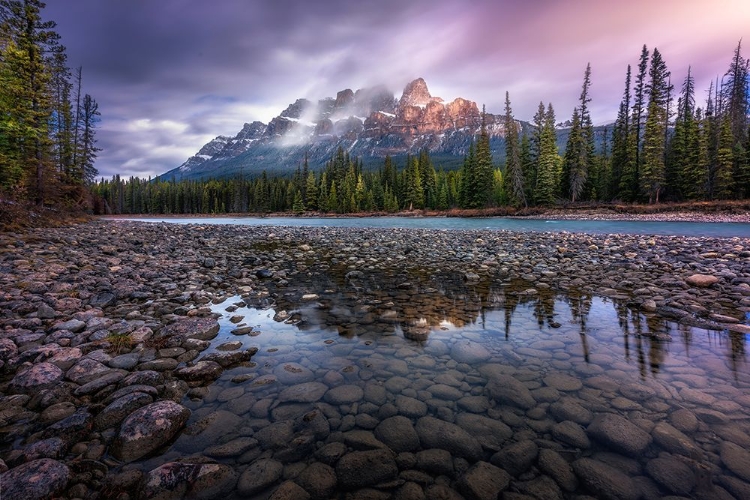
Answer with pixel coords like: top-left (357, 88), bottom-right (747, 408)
top-left (343, 430), bottom-right (389, 450)
top-left (490, 440), bottom-right (538, 477)
top-left (255, 421), bottom-right (295, 450)
top-left (73, 369), bottom-right (127, 396)
top-left (278, 382), bottom-right (329, 403)
top-left (175, 360), bottom-right (224, 382)
top-left (0, 458), bottom-right (70, 500)
top-left (9, 362), bottom-right (63, 395)
top-left (237, 458), bottom-right (283, 496)
top-left (94, 392), bottom-right (154, 430)
top-left (457, 461), bottom-right (510, 500)
top-left (425, 484), bottom-right (466, 500)
top-left (204, 437), bottom-right (259, 458)
top-left (315, 442), bottom-right (348, 466)
top-left (457, 396), bottom-right (490, 413)
top-left (645, 456), bottom-right (696, 496)
top-left (324, 384), bottom-right (364, 405)
top-left (364, 382), bottom-right (387, 405)
top-left (455, 413), bottom-right (512, 451)
top-left (395, 395), bottom-right (428, 418)
top-left (572, 457), bottom-right (639, 500)
top-left (552, 420), bottom-right (591, 449)
top-left (54, 319), bottom-right (86, 333)
top-left (273, 362), bottom-right (315, 384)
top-left (652, 422), bottom-right (700, 457)
top-left (65, 358), bottom-right (112, 385)
top-left (374, 416), bottom-right (420, 453)
top-left (335, 449), bottom-right (398, 489)
top-left (160, 317), bottom-right (219, 341)
top-left (428, 384), bottom-right (464, 401)
top-left (111, 400), bottom-right (190, 462)
top-left (139, 462), bottom-right (238, 500)
top-left (269, 480), bottom-right (311, 500)
top-left (486, 374), bottom-right (536, 410)
top-left (669, 408), bottom-right (699, 433)
top-left (720, 441), bottom-right (750, 482)
top-left (415, 416), bottom-right (483, 462)
top-left (108, 352), bottom-right (141, 370)
top-left (294, 462), bottom-right (337, 499)
top-left (394, 482), bottom-right (427, 500)
top-left (416, 448), bottom-right (454, 477)
top-left (549, 398), bottom-right (593, 425)
top-left (514, 475), bottom-right (564, 500)
top-left (587, 413), bottom-right (652, 457)
top-left (451, 341), bottom-right (491, 364)
top-left (537, 448), bottom-right (578, 492)
top-left (543, 374), bottom-right (583, 392)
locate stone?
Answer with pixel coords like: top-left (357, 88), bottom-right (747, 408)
top-left (416, 449), bottom-right (454, 477)
top-left (111, 400), bottom-right (190, 462)
top-left (513, 475), bottom-right (564, 500)
top-left (669, 408), bottom-right (699, 433)
top-left (324, 384), bottom-right (364, 405)
top-left (587, 413), bottom-right (652, 457)
top-left (720, 441), bottom-right (750, 482)
top-left (374, 416), bottom-right (420, 453)
top-left (160, 317), bottom-right (220, 341)
top-left (139, 462), bottom-right (238, 500)
top-left (490, 440), bottom-right (538, 477)
top-left (457, 396), bottom-right (490, 413)
top-left (294, 462), bottom-right (337, 499)
top-left (686, 274), bottom-right (719, 287)
top-left (54, 318), bottom-right (86, 332)
top-left (269, 480), bottom-right (311, 500)
top-left (73, 369), bottom-right (127, 396)
top-left (549, 398), bottom-right (593, 425)
top-left (537, 448), bottom-right (578, 492)
top-left (486, 374), bottom-right (536, 410)
top-left (65, 358), bottom-right (111, 385)
top-left (94, 392), bottom-right (154, 430)
top-left (543, 374), bottom-right (583, 392)
top-left (335, 449), bottom-right (398, 489)
top-left (415, 416), bottom-right (483, 462)
top-left (9, 362), bottom-right (63, 395)
top-left (274, 362), bottom-right (315, 384)
top-left (175, 360), bottom-right (224, 382)
top-left (395, 395), bottom-right (428, 418)
top-left (315, 442), bottom-right (348, 466)
top-left (457, 461), bottom-right (510, 500)
top-left (181, 410), bottom-right (244, 451)
top-left (237, 458), bottom-right (283, 496)
top-left (451, 341), bottom-right (491, 364)
top-left (455, 413), bottom-right (512, 451)
top-left (278, 382), bottom-right (329, 403)
top-left (552, 420), bottom-right (591, 449)
top-left (651, 422), bottom-right (700, 457)
top-left (645, 456), bottom-right (696, 496)
top-left (204, 437), bottom-right (259, 458)
top-left (572, 457), bottom-right (639, 500)
top-left (0, 458), bottom-right (70, 500)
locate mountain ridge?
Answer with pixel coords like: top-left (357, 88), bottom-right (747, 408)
top-left (161, 78), bottom-right (610, 181)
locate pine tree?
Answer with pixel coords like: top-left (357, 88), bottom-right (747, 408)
top-left (535, 103), bottom-right (559, 205)
top-left (611, 65), bottom-right (631, 200)
top-left (721, 41), bottom-right (750, 197)
top-left (624, 46), bottom-right (650, 201)
top-left (503, 91), bottom-right (526, 207)
top-left (562, 107), bottom-right (586, 201)
top-left (474, 105), bottom-right (495, 207)
top-left (641, 48), bottom-right (672, 203)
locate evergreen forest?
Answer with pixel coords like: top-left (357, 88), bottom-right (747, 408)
top-left (92, 43), bottom-right (750, 215)
top-left (0, 0), bottom-right (100, 208)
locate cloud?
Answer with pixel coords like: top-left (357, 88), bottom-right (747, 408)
top-left (45, 0), bottom-right (750, 178)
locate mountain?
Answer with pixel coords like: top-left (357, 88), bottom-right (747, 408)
top-left (161, 78), bottom-right (610, 181)
top-left (160, 78), bottom-right (523, 181)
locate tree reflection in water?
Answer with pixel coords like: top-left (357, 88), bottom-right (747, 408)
top-left (244, 264), bottom-right (747, 379)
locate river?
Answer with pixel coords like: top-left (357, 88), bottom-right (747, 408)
top-left (115, 216), bottom-right (750, 238)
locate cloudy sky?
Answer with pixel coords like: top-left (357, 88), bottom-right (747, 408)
top-left (45, 0), bottom-right (749, 179)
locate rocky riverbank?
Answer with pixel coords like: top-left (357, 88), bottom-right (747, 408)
top-left (1, 220), bottom-right (750, 499)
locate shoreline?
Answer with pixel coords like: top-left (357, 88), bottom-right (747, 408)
top-left (101, 208), bottom-right (750, 224)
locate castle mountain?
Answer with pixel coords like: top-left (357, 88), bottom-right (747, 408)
top-left (160, 78), bottom-right (525, 181)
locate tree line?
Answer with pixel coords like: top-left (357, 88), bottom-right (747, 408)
top-left (93, 41), bottom-right (749, 215)
top-left (0, 0), bottom-right (99, 207)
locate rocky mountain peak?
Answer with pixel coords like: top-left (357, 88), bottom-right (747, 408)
top-left (280, 98), bottom-right (312, 119)
top-left (399, 78), bottom-right (432, 108)
top-left (334, 89), bottom-right (355, 110)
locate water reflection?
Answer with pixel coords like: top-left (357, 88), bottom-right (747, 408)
top-left (243, 267), bottom-right (748, 379)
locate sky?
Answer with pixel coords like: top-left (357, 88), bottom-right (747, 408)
top-left (45, 0), bottom-right (750, 179)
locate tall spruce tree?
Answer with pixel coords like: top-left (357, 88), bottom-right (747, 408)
top-left (535, 103), bottom-right (559, 205)
top-left (721, 41), bottom-right (749, 197)
top-left (641, 48), bottom-right (672, 203)
top-left (611, 65), bottom-right (631, 199)
top-left (474, 106), bottom-right (495, 207)
top-left (503, 91), bottom-right (526, 207)
top-left (623, 45), bottom-right (650, 201)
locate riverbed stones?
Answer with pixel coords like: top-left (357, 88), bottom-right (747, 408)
top-left (645, 456), bottom-right (696, 495)
top-left (686, 274), bottom-right (719, 287)
top-left (587, 413), bottom-right (652, 457)
top-left (415, 416), bottom-right (483, 462)
top-left (457, 461), bottom-right (510, 500)
top-left (450, 341), bottom-right (491, 364)
top-left (455, 413), bottom-right (512, 451)
top-left (324, 384), bottom-right (364, 405)
top-left (8, 362), bottom-right (63, 394)
top-left (486, 374), bottom-right (536, 410)
top-left (237, 458), bottom-right (283, 496)
top-left (294, 462), bottom-right (337, 499)
top-left (651, 421), bottom-right (700, 457)
top-left (160, 317), bottom-right (220, 341)
top-left (335, 449), bottom-right (398, 489)
top-left (720, 441), bottom-right (750, 482)
top-left (140, 462), bottom-right (238, 500)
top-left (572, 457), bottom-right (639, 500)
top-left (0, 458), bottom-right (70, 500)
top-left (374, 416), bottom-right (420, 453)
top-left (490, 440), bottom-right (538, 477)
top-left (111, 400), bottom-right (190, 462)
